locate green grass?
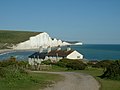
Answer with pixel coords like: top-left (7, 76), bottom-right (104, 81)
top-left (0, 30), bottom-right (41, 44)
top-left (0, 73), bottom-right (63, 90)
top-left (29, 72), bottom-right (64, 90)
top-left (49, 65), bottom-right (68, 72)
top-left (78, 68), bottom-right (120, 90)
top-left (0, 66), bottom-right (64, 90)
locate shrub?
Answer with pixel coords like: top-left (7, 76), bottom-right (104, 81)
top-left (41, 60), bottom-right (52, 65)
top-left (92, 60), bottom-right (113, 68)
top-left (0, 67), bottom-right (6, 77)
top-left (0, 56), bottom-right (28, 68)
top-left (0, 56), bottom-right (17, 67)
top-left (57, 59), bottom-right (70, 67)
top-left (17, 61), bottom-right (28, 68)
top-left (57, 59), bottom-right (86, 70)
top-left (101, 60), bottom-right (120, 80)
top-left (66, 60), bottom-right (86, 70)
top-left (0, 66), bottom-right (28, 78)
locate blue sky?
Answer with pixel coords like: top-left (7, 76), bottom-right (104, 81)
top-left (0, 0), bottom-right (120, 44)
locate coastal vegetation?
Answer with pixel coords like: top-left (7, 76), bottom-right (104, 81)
top-left (101, 60), bottom-right (120, 80)
top-left (56, 59), bottom-right (87, 70)
top-left (0, 30), bottom-right (40, 49)
top-left (42, 59), bottom-right (120, 90)
top-left (0, 55), bottom-right (120, 90)
top-left (43, 59), bottom-right (120, 90)
top-left (88, 60), bottom-right (120, 80)
top-left (41, 60), bottom-right (120, 90)
top-left (79, 67), bottom-right (120, 90)
top-left (0, 57), bottom-right (63, 90)
top-left (80, 60), bottom-right (120, 90)
top-left (42, 59), bottom-right (87, 70)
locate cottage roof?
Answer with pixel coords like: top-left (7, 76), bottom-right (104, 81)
top-left (28, 49), bottom-right (75, 59)
top-left (47, 50), bottom-right (74, 57)
top-left (28, 52), bottom-right (47, 59)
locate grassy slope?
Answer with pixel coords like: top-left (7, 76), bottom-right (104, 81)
top-left (0, 30), bottom-right (41, 44)
top-left (79, 68), bottom-right (120, 90)
top-left (0, 72), bottom-right (63, 90)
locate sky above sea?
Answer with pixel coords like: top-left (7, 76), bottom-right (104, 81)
top-left (0, 0), bottom-right (120, 44)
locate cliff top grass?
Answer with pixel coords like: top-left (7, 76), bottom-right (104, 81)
top-left (0, 30), bottom-right (41, 44)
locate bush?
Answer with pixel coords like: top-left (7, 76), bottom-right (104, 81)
top-left (0, 56), bottom-right (28, 68)
top-left (66, 60), bottom-right (86, 70)
top-left (41, 60), bottom-right (52, 65)
top-left (0, 56), bottom-right (18, 67)
top-left (0, 67), bottom-right (6, 77)
top-left (101, 60), bottom-right (120, 80)
top-left (57, 59), bottom-right (70, 67)
top-left (92, 60), bottom-right (113, 68)
top-left (17, 61), bottom-right (28, 68)
top-left (0, 66), bottom-right (28, 78)
top-left (57, 59), bottom-right (86, 70)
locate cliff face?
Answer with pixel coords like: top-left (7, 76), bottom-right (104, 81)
top-left (14, 32), bottom-right (70, 49)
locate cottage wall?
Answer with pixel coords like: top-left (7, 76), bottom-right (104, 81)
top-left (44, 56), bottom-right (63, 62)
top-left (28, 58), bottom-right (44, 65)
top-left (66, 51), bottom-right (83, 59)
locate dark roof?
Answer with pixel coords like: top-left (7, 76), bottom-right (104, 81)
top-left (28, 52), bottom-right (47, 59)
top-left (28, 50), bottom-right (74, 59)
top-left (47, 50), bottom-right (74, 57)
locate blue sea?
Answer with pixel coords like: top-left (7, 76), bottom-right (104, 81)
top-left (71, 44), bottom-right (120, 60)
top-left (0, 44), bottom-right (120, 61)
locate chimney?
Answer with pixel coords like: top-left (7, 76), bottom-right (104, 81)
top-left (39, 46), bottom-right (43, 53)
top-left (47, 46), bottom-right (51, 53)
top-left (67, 45), bottom-right (71, 51)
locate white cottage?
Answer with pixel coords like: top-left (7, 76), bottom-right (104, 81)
top-left (28, 47), bottom-right (83, 65)
top-left (28, 52), bottom-right (47, 65)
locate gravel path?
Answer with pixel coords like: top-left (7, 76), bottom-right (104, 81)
top-left (35, 71), bottom-right (100, 90)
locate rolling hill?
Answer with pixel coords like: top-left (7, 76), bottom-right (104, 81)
top-left (0, 30), bottom-right (41, 49)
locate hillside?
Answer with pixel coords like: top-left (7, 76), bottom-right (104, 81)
top-left (0, 30), bottom-right (41, 49)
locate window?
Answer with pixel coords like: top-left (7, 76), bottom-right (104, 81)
top-left (77, 56), bottom-right (80, 58)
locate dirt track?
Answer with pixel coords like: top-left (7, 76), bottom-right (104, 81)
top-left (36, 71), bottom-right (100, 90)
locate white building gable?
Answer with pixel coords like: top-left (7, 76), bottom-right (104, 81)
top-left (66, 50), bottom-right (83, 59)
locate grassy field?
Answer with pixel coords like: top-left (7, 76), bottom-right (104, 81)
top-left (78, 68), bottom-right (120, 90)
top-left (0, 73), bottom-right (63, 90)
top-left (0, 66), bottom-right (64, 90)
top-left (0, 30), bottom-right (41, 49)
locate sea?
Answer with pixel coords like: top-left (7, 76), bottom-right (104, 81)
top-left (0, 44), bottom-right (120, 61)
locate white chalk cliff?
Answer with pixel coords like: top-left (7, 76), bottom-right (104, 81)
top-left (13, 32), bottom-right (70, 49)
